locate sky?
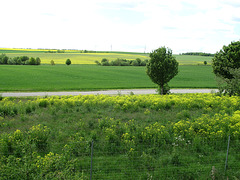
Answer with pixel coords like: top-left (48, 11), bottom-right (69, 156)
top-left (1, 0), bottom-right (240, 54)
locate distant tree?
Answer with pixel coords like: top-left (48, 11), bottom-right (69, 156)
top-left (29, 57), bottom-right (37, 65)
top-left (57, 49), bottom-right (65, 53)
top-left (136, 58), bottom-right (141, 65)
top-left (204, 61), bottom-right (207, 65)
top-left (66, 59), bottom-right (71, 65)
top-left (0, 54), bottom-right (9, 64)
top-left (50, 60), bottom-right (55, 65)
top-left (131, 60), bottom-right (139, 66)
top-left (146, 47), bottom-right (179, 95)
top-left (94, 60), bottom-right (101, 65)
top-left (101, 58), bottom-right (109, 66)
top-left (101, 58), bottom-right (108, 63)
top-left (19, 56), bottom-right (29, 63)
top-left (36, 57), bottom-right (41, 65)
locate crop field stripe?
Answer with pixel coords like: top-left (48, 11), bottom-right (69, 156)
top-left (0, 48), bottom-right (213, 65)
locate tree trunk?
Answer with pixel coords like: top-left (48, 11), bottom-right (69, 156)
top-left (161, 84), bottom-right (164, 95)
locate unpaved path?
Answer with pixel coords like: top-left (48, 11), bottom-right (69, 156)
top-left (1, 89), bottom-right (218, 97)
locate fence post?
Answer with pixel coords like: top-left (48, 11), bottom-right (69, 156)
top-left (224, 135), bottom-right (230, 173)
top-left (90, 140), bottom-right (94, 180)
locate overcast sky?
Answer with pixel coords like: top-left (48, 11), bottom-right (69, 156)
top-left (1, 0), bottom-right (240, 53)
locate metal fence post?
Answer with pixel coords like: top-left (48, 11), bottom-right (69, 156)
top-left (224, 135), bottom-right (230, 173)
top-left (90, 140), bottom-right (94, 180)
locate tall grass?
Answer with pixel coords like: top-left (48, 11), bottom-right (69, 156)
top-left (0, 94), bottom-right (239, 179)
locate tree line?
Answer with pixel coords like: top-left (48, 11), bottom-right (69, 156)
top-left (46, 50), bottom-right (65, 53)
top-left (95, 58), bottom-right (148, 66)
top-left (0, 54), bottom-right (41, 65)
top-left (181, 52), bottom-right (215, 56)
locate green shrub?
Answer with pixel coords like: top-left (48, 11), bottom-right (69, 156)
top-left (50, 60), bottom-right (55, 65)
top-left (66, 59), bottom-right (71, 65)
top-left (29, 57), bottom-right (37, 65)
top-left (28, 124), bottom-right (50, 152)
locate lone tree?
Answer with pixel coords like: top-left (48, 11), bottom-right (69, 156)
top-left (66, 59), bottom-right (71, 65)
top-left (50, 60), bottom-right (55, 65)
top-left (146, 47), bottom-right (179, 95)
top-left (212, 41), bottom-right (240, 95)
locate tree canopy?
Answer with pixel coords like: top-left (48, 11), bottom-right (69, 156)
top-left (146, 47), bottom-right (179, 95)
top-left (212, 41), bottom-right (240, 96)
top-left (212, 41), bottom-right (240, 79)
top-left (65, 59), bottom-right (71, 65)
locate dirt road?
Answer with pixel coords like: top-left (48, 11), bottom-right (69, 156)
top-left (1, 89), bottom-right (218, 97)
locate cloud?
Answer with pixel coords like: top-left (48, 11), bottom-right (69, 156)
top-left (0, 0), bottom-right (240, 53)
top-left (233, 17), bottom-right (240, 23)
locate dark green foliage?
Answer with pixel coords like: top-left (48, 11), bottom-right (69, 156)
top-left (96, 58), bottom-right (148, 66)
top-left (94, 60), bottom-right (101, 65)
top-left (212, 41), bottom-right (240, 95)
top-left (19, 56), bottom-right (29, 62)
top-left (36, 57), bottom-right (41, 65)
top-left (182, 52), bottom-right (215, 56)
top-left (0, 54), bottom-right (9, 64)
top-left (204, 61), bottom-right (207, 65)
top-left (146, 47), bottom-right (179, 94)
top-left (29, 57), bottom-right (37, 65)
top-left (101, 58), bottom-right (110, 66)
top-left (0, 54), bottom-right (40, 65)
top-left (65, 59), bottom-right (71, 65)
top-left (212, 41), bottom-right (240, 79)
top-left (217, 68), bottom-right (240, 96)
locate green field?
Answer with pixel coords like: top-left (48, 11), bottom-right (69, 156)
top-left (0, 48), bottom-right (213, 65)
top-left (0, 65), bottom-right (216, 92)
top-left (0, 48), bottom-right (216, 92)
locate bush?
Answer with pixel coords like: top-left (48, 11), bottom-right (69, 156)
top-left (101, 58), bottom-right (108, 63)
top-left (217, 68), bottom-right (240, 96)
top-left (50, 60), bottom-right (55, 65)
top-left (131, 60), bottom-right (139, 66)
top-left (36, 57), bottom-right (41, 65)
top-left (0, 54), bottom-right (9, 64)
top-left (101, 61), bottom-right (110, 66)
top-left (95, 60), bottom-right (101, 65)
top-left (65, 59), bottom-right (71, 65)
top-left (29, 57), bottom-right (36, 65)
top-left (28, 124), bottom-right (50, 151)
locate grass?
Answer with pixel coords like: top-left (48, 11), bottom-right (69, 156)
top-left (0, 64), bottom-right (216, 92)
top-left (0, 48), bottom-right (213, 65)
top-left (0, 94), bottom-right (239, 179)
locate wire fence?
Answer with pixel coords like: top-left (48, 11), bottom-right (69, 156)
top-left (0, 137), bottom-right (240, 179)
